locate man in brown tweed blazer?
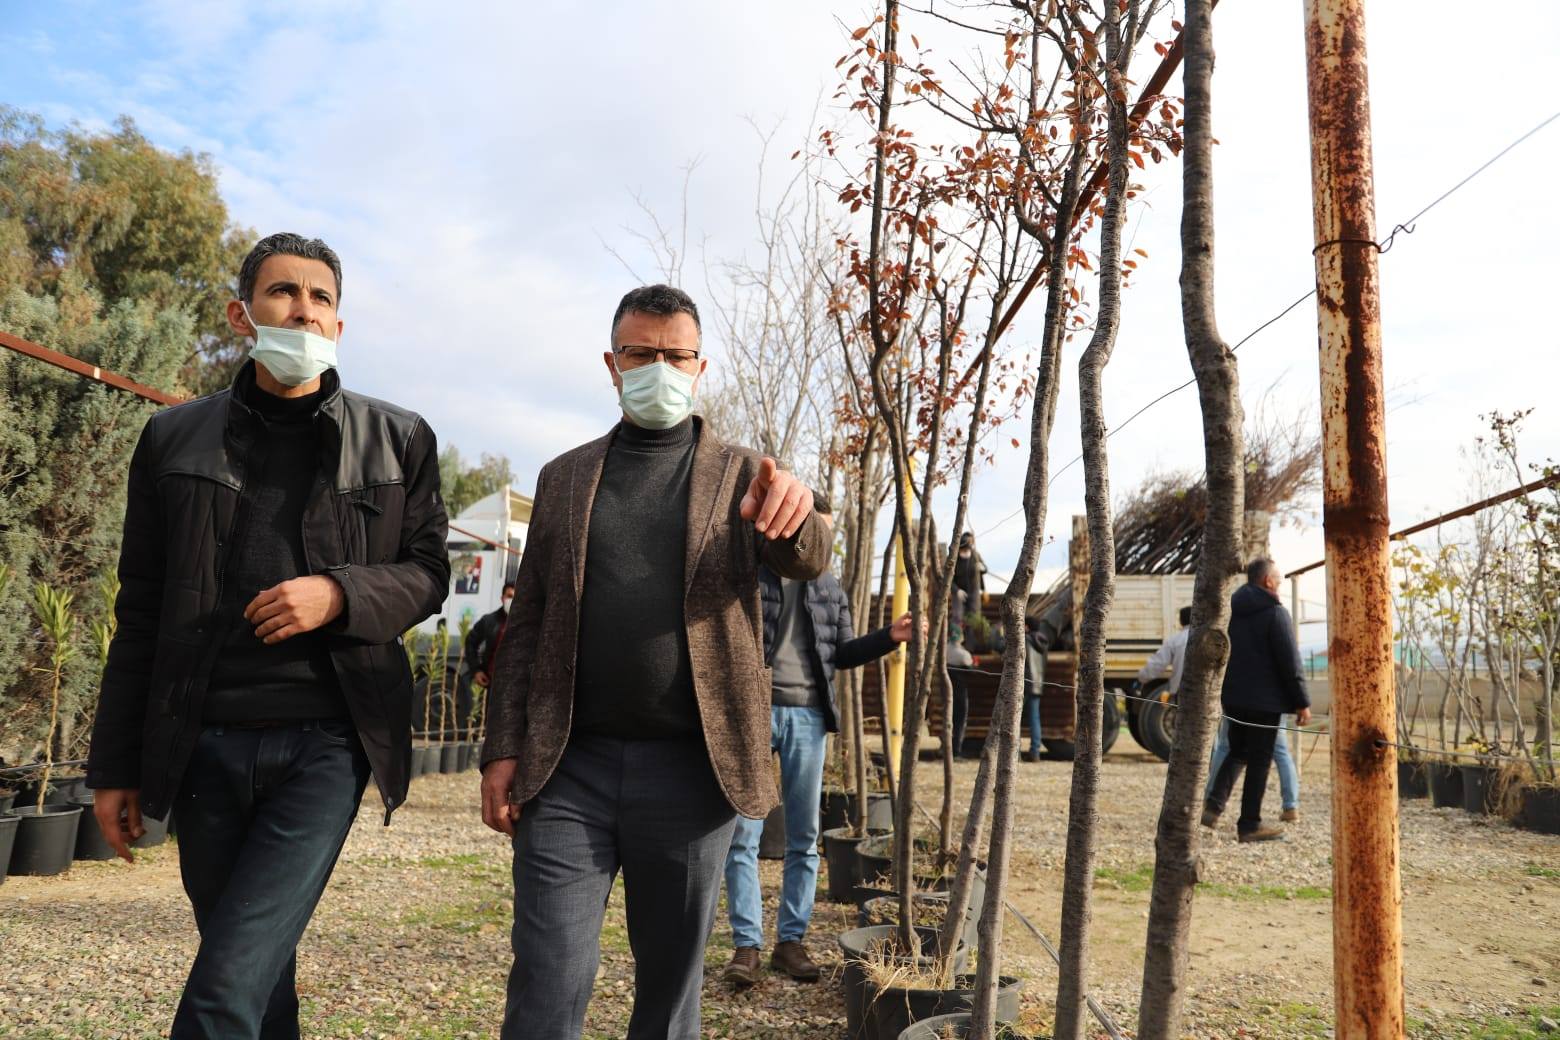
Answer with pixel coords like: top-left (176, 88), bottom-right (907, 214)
top-left (478, 284), bottom-right (829, 1040)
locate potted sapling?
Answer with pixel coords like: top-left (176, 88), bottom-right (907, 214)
top-left (11, 583), bottom-right (85, 876)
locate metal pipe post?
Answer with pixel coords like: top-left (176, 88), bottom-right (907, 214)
top-left (1302, 0), bottom-right (1404, 1035)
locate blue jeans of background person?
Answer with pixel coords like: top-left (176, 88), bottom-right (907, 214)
top-left (504, 735), bottom-right (737, 1040)
top-left (725, 705), bottom-right (828, 950)
top-left (1023, 693), bottom-right (1043, 755)
top-left (171, 719), bottom-right (370, 1040)
top-left (1204, 714), bottom-right (1300, 811)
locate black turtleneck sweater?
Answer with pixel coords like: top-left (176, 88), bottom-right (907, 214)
top-left (204, 386), bottom-right (347, 722)
top-left (571, 418), bottom-right (700, 739)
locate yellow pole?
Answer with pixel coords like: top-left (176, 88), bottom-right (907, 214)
top-left (885, 466), bottom-right (913, 770)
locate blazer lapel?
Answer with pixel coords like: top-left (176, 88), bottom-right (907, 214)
top-left (685, 418), bottom-right (734, 596)
top-left (568, 431), bottom-right (613, 604)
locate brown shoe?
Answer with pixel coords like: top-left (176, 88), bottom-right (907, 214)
top-left (771, 940), bottom-right (822, 982)
top-left (1280, 808), bottom-right (1300, 823)
top-left (723, 947), bottom-right (763, 986)
top-left (1238, 825), bottom-right (1286, 843)
top-left (1200, 806), bottom-right (1221, 829)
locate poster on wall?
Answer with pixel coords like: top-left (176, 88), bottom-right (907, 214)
top-left (452, 552), bottom-right (483, 595)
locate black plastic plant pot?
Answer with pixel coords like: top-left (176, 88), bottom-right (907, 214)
top-left (8, 804), bottom-right (83, 876)
top-left (867, 974), bottom-right (1023, 1040)
top-left (0, 813), bottom-right (18, 885)
top-left (14, 774), bottom-right (89, 807)
top-left (1459, 764), bottom-right (1495, 815)
top-left (838, 925), bottom-right (967, 1040)
top-left (858, 893), bottom-right (949, 930)
top-left (1427, 762), bottom-right (1464, 809)
top-left (823, 827), bottom-right (870, 903)
top-left (758, 800), bottom-right (787, 860)
top-left (414, 745), bottom-right (433, 777)
top-left (438, 744), bottom-right (459, 774)
top-left (1396, 760), bottom-right (1428, 799)
top-left (1520, 786), bottom-right (1560, 835)
top-left (70, 800), bottom-right (118, 861)
top-left (857, 873), bottom-right (985, 952)
top-left (0, 790), bottom-right (15, 814)
top-left (134, 811), bottom-right (171, 850)
top-left (864, 792), bottom-right (894, 832)
top-left (821, 788), bottom-right (851, 833)
top-left (857, 834), bottom-right (894, 888)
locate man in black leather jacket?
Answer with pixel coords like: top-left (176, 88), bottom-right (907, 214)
top-left (85, 232), bottom-right (450, 1039)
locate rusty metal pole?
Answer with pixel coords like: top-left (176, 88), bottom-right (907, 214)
top-left (1302, 1), bottom-right (1404, 1037)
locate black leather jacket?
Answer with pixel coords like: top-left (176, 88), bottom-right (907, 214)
top-left (86, 363), bottom-right (451, 822)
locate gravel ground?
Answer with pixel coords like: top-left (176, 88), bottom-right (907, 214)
top-left (1, 736), bottom-right (1557, 1039)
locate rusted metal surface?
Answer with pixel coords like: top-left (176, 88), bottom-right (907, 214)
top-left (0, 328), bottom-right (185, 406)
top-left (1303, 1), bottom-right (1404, 1037)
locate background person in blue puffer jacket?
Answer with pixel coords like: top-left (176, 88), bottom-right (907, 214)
top-left (720, 498), bottom-right (922, 986)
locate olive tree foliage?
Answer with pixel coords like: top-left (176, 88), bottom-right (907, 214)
top-left (0, 108), bottom-right (235, 764)
top-left (0, 107), bottom-right (256, 395)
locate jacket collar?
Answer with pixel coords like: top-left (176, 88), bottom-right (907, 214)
top-left (227, 360), bottom-right (345, 440)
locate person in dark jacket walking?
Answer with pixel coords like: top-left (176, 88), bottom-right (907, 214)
top-left (85, 233), bottom-right (450, 1039)
top-left (721, 500), bottom-right (917, 986)
top-left (1203, 558), bottom-right (1311, 842)
top-left (466, 581), bottom-right (515, 688)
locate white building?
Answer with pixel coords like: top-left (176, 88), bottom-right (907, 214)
top-left (420, 485), bottom-right (532, 635)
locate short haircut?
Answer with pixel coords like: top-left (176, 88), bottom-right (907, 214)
top-left (502, 582), bottom-right (516, 594)
top-left (611, 284), bottom-right (701, 345)
top-left (238, 232), bottom-right (343, 305)
top-left (1178, 606), bottom-right (1193, 627)
top-left (1247, 558), bottom-right (1278, 585)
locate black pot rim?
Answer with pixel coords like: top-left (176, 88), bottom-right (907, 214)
top-left (9, 804), bottom-right (84, 819)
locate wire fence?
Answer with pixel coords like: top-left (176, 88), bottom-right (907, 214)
top-left (975, 107), bottom-right (1560, 543)
top-left (944, 663), bottom-right (1558, 768)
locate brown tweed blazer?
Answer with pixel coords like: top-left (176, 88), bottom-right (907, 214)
top-left (479, 417), bottom-right (829, 819)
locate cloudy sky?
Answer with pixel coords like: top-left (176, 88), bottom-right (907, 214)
top-left (4, 1), bottom-right (1557, 648)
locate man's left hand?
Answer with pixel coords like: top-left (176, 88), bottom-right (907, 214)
top-left (889, 612), bottom-right (928, 643)
top-left (1296, 706), bottom-right (1312, 728)
top-left (739, 458), bottom-right (813, 540)
top-left (246, 576), bottom-right (345, 645)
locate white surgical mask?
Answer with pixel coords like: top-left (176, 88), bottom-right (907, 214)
top-left (615, 358), bottom-right (696, 429)
top-left (501, 596), bottom-right (514, 612)
top-left (243, 303), bottom-right (339, 387)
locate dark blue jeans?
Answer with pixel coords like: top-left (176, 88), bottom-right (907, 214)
top-left (170, 719), bottom-right (370, 1040)
top-left (504, 734), bottom-right (738, 1040)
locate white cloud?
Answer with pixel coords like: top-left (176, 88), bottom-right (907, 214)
top-left (13, 0), bottom-right (1560, 619)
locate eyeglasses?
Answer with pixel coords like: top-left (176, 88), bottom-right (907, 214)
top-left (615, 345), bottom-right (702, 372)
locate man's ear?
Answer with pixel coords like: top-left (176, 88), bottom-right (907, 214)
top-left (603, 351), bottom-right (622, 391)
top-left (226, 300), bottom-right (256, 337)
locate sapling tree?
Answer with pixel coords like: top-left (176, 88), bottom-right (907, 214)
top-left (32, 582), bottom-right (76, 812)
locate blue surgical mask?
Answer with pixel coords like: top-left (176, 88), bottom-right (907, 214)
top-left (615, 358), bottom-right (696, 429)
top-left (243, 303), bottom-right (339, 387)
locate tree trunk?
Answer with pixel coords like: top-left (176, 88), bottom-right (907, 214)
top-left (1135, 1), bottom-right (1246, 1035)
top-left (1053, 3), bottom-right (1133, 1031)
top-left (969, 140), bottom-right (1086, 1040)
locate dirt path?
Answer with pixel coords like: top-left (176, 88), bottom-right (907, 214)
top-left (1, 746), bottom-right (1557, 1039)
